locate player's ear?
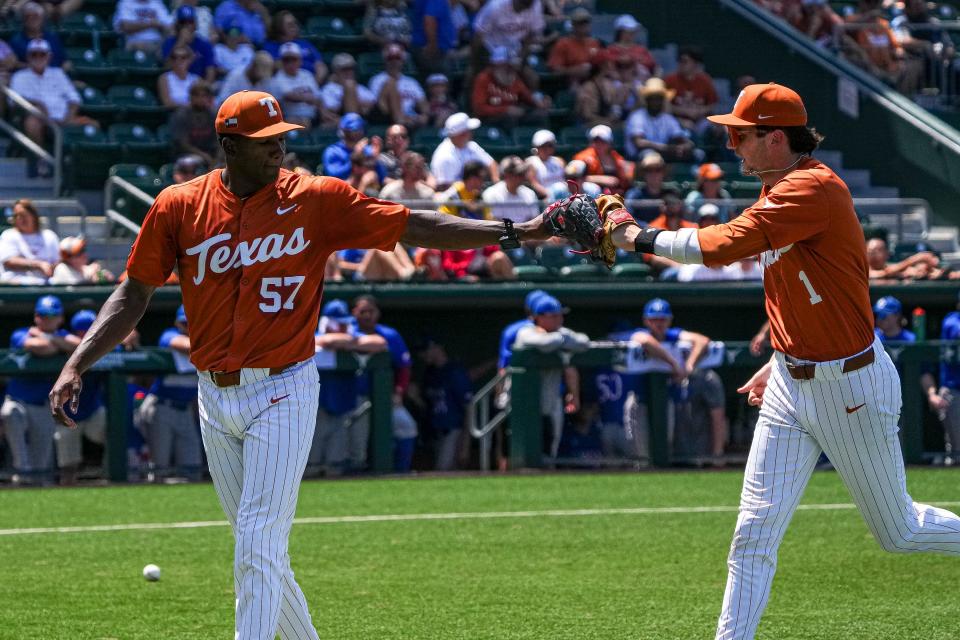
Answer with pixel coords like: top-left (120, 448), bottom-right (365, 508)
top-left (220, 135), bottom-right (236, 157)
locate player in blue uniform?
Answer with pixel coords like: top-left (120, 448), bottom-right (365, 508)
top-left (873, 296), bottom-right (916, 343)
top-left (419, 337), bottom-right (474, 470)
top-left (922, 292), bottom-right (960, 465)
top-left (1, 295), bottom-right (78, 484)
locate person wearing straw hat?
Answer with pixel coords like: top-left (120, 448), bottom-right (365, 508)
top-left (624, 76), bottom-right (697, 162)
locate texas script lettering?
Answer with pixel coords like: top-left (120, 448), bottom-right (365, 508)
top-left (184, 227), bottom-right (311, 284)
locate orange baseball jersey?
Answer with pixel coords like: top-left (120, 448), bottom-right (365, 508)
top-left (697, 157), bottom-right (874, 361)
top-left (127, 169), bottom-right (409, 371)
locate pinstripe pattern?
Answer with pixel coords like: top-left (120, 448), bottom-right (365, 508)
top-left (717, 338), bottom-right (960, 640)
top-left (199, 360), bottom-right (321, 640)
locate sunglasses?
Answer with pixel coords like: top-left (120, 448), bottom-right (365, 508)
top-left (725, 126), bottom-right (769, 146)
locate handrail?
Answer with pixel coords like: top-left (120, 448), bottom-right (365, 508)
top-left (105, 208), bottom-right (143, 235)
top-left (466, 369), bottom-right (512, 472)
top-left (0, 84), bottom-right (63, 196)
top-left (103, 176), bottom-right (156, 234)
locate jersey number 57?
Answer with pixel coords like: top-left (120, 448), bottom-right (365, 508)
top-left (259, 275), bottom-right (305, 312)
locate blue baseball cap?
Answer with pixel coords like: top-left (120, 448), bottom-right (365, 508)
top-left (339, 112), bottom-right (365, 133)
top-left (322, 299), bottom-right (353, 323)
top-left (176, 304), bottom-right (187, 324)
top-left (643, 298), bottom-right (672, 319)
top-left (70, 309), bottom-right (97, 332)
top-left (35, 295), bottom-right (63, 317)
top-left (531, 295), bottom-right (568, 316)
top-left (176, 5), bottom-right (196, 22)
top-left (524, 289), bottom-right (548, 311)
top-left (873, 296), bottom-right (902, 319)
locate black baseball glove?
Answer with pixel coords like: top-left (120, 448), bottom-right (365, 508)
top-left (542, 194), bottom-right (634, 268)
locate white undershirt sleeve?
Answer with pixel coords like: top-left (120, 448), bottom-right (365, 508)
top-left (652, 228), bottom-right (704, 264)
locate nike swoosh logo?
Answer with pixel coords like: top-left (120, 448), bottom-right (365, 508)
top-left (757, 115), bottom-right (774, 120)
top-left (276, 204), bottom-right (297, 215)
top-left (845, 403), bottom-right (866, 414)
top-left (270, 394), bottom-right (290, 404)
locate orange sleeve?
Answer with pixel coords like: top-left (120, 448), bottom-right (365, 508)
top-left (698, 172), bottom-right (829, 267)
top-left (126, 186), bottom-right (180, 287)
top-left (471, 71), bottom-right (506, 118)
top-left (310, 177), bottom-right (409, 252)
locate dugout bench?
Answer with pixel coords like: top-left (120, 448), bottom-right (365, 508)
top-left (0, 349), bottom-right (394, 482)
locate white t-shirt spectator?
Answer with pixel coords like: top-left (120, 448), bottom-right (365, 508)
top-left (0, 227), bottom-right (60, 284)
top-left (368, 72), bottom-right (425, 118)
top-left (481, 181), bottom-right (540, 222)
top-left (10, 66), bottom-right (80, 122)
top-left (160, 71), bottom-right (200, 107)
top-left (379, 180), bottom-right (435, 201)
top-left (526, 155), bottom-right (565, 190)
top-left (625, 108), bottom-right (689, 158)
top-left (216, 65), bottom-right (273, 107)
top-left (474, 0), bottom-right (545, 57)
top-left (430, 137), bottom-right (495, 186)
top-left (320, 80), bottom-right (376, 113)
top-left (214, 43), bottom-right (255, 73)
top-left (112, 0), bottom-right (174, 48)
top-left (268, 69), bottom-right (321, 121)
top-left (676, 263), bottom-right (729, 282)
top-left (723, 260), bottom-right (763, 281)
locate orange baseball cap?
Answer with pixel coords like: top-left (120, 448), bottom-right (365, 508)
top-left (707, 82), bottom-right (807, 127)
top-left (215, 90), bottom-right (303, 138)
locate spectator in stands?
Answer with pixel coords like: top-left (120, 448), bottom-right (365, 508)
top-left (482, 155), bottom-right (540, 222)
top-left (1, 295), bottom-right (76, 485)
top-left (438, 243), bottom-right (515, 281)
top-left (10, 2), bottom-right (67, 69)
top-left (158, 45), bottom-right (200, 108)
top-left (171, 153), bottom-right (207, 183)
top-left (547, 8), bottom-right (601, 86)
top-left (10, 39), bottom-right (93, 175)
top-left (555, 159), bottom-right (601, 200)
top-left (346, 148), bottom-right (383, 196)
top-left (926, 292), bottom-right (960, 465)
top-left (351, 295), bottom-right (417, 472)
top-left (664, 46), bottom-right (719, 138)
top-left (283, 151), bottom-right (314, 176)
top-left (173, 0), bottom-right (215, 42)
top-left (416, 337), bottom-right (473, 470)
top-left (845, 0), bottom-right (923, 94)
top-left (866, 236), bottom-right (941, 280)
top-left (425, 73), bottom-right (458, 129)
top-left (514, 295), bottom-right (590, 459)
top-left (606, 14), bottom-right (657, 82)
top-left (471, 46), bottom-right (549, 128)
top-left (363, 0), bottom-right (413, 48)
top-left (723, 255), bottom-right (763, 281)
top-left (161, 5), bottom-right (216, 83)
top-left (430, 111), bottom-right (499, 190)
top-left (49, 236), bottom-right (114, 285)
top-left (0, 200), bottom-right (59, 284)
top-left (369, 43), bottom-right (429, 129)
top-left (215, 49), bottom-right (273, 107)
top-left (337, 245), bottom-right (416, 282)
top-left (380, 151), bottom-right (435, 201)
top-left (22, 0), bottom-right (84, 25)
top-left (320, 53), bottom-right (376, 127)
top-left (263, 11), bottom-right (326, 85)
top-left (169, 80), bottom-right (218, 166)
top-left (625, 77), bottom-right (697, 162)
top-left (213, 20), bottom-right (254, 76)
top-left (676, 205), bottom-right (729, 282)
top-left (624, 151), bottom-right (668, 223)
top-left (782, 0), bottom-right (842, 47)
top-left (56, 309), bottom-right (108, 486)
top-left (575, 50), bottom-right (632, 128)
top-left (525, 129), bottom-right (566, 199)
top-left (472, 0), bottom-right (545, 66)
top-left (213, 0), bottom-right (268, 46)
top-left (685, 163), bottom-right (734, 222)
top-left (322, 113), bottom-right (386, 181)
top-left (0, 37), bottom-right (14, 119)
top-left (892, 0), bottom-right (954, 90)
top-left (378, 123), bottom-right (411, 181)
top-left (573, 124), bottom-right (633, 193)
top-left (436, 159), bottom-right (490, 219)
top-left (113, 0), bottom-right (173, 58)
top-left (411, 0), bottom-right (458, 74)
top-left (646, 190), bottom-right (697, 275)
top-left (268, 42), bottom-right (322, 128)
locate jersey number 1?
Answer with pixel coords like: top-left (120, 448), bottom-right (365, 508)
top-left (259, 276), bottom-right (305, 312)
top-left (798, 270), bottom-right (823, 305)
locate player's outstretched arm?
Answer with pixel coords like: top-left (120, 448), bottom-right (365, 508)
top-left (400, 209), bottom-right (551, 249)
top-left (49, 277), bottom-right (157, 428)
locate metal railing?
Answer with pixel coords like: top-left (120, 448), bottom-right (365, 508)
top-left (0, 84), bottom-right (63, 196)
top-left (466, 369), bottom-right (512, 472)
top-left (103, 175), bottom-right (156, 235)
top-left (0, 197), bottom-right (88, 237)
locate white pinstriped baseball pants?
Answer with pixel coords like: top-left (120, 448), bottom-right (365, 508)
top-left (198, 360), bottom-right (321, 640)
top-left (717, 338), bottom-right (960, 640)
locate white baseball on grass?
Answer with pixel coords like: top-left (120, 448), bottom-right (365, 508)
top-left (143, 564), bottom-right (161, 581)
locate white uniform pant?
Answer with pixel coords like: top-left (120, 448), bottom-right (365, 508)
top-left (717, 338), bottom-right (960, 640)
top-left (54, 405), bottom-right (106, 468)
top-left (2, 397), bottom-right (55, 480)
top-left (198, 360), bottom-right (321, 640)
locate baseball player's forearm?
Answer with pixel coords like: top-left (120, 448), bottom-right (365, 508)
top-left (613, 225), bottom-right (704, 264)
top-left (64, 278), bottom-right (156, 376)
top-left (401, 209), bottom-right (548, 249)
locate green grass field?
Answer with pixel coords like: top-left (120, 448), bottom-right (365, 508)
top-left (1, 469), bottom-right (958, 640)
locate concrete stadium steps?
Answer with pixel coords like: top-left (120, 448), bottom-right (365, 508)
top-left (0, 157), bottom-right (54, 199)
top-left (926, 226), bottom-right (960, 254)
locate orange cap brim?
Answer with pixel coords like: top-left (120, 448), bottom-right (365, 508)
top-left (241, 121), bottom-right (304, 138)
top-left (706, 113), bottom-right (757, 126)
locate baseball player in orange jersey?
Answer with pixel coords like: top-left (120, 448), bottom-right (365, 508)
top-left (612, 83), bottom-right (960, 639)
top-left (47, 90), bottom-right (551, 640)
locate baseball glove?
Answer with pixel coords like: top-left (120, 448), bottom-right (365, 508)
top-left (543, 193), bottom-right (635, 268)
